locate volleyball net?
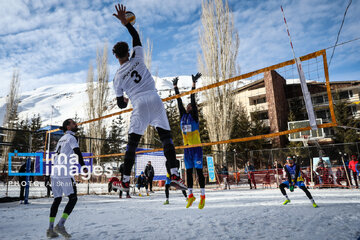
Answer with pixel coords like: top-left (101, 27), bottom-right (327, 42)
top-left (44, 49), bottom-right (337, 160)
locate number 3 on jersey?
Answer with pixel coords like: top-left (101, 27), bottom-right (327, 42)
top-left (131, 70), bottom-right (142, 83)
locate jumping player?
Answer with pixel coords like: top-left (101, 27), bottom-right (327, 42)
top-left (46, 119), bottom-right (87, 238)
top-left (280, 156), bottom-right (318, 208)
top-left (112, 4), bottom-right (186, 193)
top-left (164, 160), bottom-right (187, 205)
top-left (172, 73), bottom-right (206, 209)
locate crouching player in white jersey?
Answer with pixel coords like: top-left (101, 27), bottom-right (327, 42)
top-left (111, 4), bottom-right (187, 193)
top-left (46, 119), bottom-right (87, 238)
top-left (280, 156), bottom-right (318, 208)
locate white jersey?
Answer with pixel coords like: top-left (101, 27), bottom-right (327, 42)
top-left (51, 131), bottom-right (79, 179)
top-left (113, 46), bottom-right (157, 101)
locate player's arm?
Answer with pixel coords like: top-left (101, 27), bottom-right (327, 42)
top-left (294, 164), bottom-right (300, 183)
top-left (70, 136), bottom-right (88, 173)
top-left (172, 77), bottom-right (186, 117)
top-left (113, 4), bottom-right (141, 47)
top-left (73, 148), bottom-right (85, 167)
top-left (113, 78), bottom-right (129, 109)
top-left (284, 165), bottom-right (292, 184)
top-left (190, 73), bottom-right (201, 122)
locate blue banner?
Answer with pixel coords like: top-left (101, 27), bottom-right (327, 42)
top-left (206, 156), bottom-right (216, 183)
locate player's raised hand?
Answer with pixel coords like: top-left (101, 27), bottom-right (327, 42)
top-left (172, 77), bottom-right (179, 86)
top-left (192, 72), bottom-right (202, 83)
top-left (113, 4), bottom-right (128, 25)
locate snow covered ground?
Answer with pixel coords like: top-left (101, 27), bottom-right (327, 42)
top-left (1, 187), bottom-right (360, 240)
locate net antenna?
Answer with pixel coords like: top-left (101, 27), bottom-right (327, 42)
top-left (280, 5), bottom-right (317, 130)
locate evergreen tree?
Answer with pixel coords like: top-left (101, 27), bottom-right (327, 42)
top-left (229, 106), bottom-right (268, 167)
top-left (107, 115), bottom-right (126, 162)
top-left (29, 114), bottom-right (43, 152)
top-left (334, 99), bottom-right (359, 145)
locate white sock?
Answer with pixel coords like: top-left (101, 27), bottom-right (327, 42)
top-left (310, 199), bottom-right (315, 204)
top-left (170, 168), bottom-right (179, 176)
top-left (200, 188), bottom-right (205, 196)
top-left (123, 175), bottom-right (130, 182)
top-left (188, 188), bottom-right (193, 195)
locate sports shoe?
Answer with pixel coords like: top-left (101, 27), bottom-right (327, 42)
top-left (139, 193), bottom-right (142, 197)
top-left (283, 199), bottom-right (291, 205)
top-left (46, 228), bottom-right (59, 238)
top-left (147, 193), bottom-right (150, 196)
top-left (312, 202), bottom-right (318, 208)
top-left (170, 175), bottom-right (187, 190)
top-left (186, 194), bottom-right (196, 208)
top-left (119, 181), bottom-right (130, 191)
top-left (198, 195), bottom-right (205, 209)
top-left (54, 224), bottom-right (71, 238)
top-left (126, 195), bottom-right (131, 199)
top-left (163, 199), bottom-right (169, 205)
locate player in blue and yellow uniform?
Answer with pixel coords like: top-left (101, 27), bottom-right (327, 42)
top-left (173, 73), bottom-right (205, 209)
top-left (280, 156), bottom-right (318, 208)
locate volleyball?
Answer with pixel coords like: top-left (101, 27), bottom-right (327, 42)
top-left (125, 11), bottom-right (136, 25)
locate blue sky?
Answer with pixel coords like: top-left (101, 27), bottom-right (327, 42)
top-left (0, 0), bottom-right (359, 97)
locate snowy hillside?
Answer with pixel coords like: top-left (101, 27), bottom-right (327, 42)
top-left (0, 76), bottom-right (197, 127)
top-left (0, 75), bottom-right (255, 127)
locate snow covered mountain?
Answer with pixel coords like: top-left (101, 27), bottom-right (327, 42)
top-left (0, 75), bottom-right (201, 127)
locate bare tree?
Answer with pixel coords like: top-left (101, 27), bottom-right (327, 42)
top-left (2, 70), bottom-right (20, 196)
top-left (86, 44), bottom-right (109, 165)
top-left (198, 0), bottom-right (240, 163)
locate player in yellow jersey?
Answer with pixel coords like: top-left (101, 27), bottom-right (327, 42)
top-left (173, 73), bottom-right (205, 209)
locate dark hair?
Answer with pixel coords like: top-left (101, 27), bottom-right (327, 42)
top-left (60, 119), bottom-right (73, 131)
top-left (112, 42), bottom-right (129, 58)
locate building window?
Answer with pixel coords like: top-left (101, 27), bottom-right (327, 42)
top-left (312, 95), bottom-right (325, 104)
top-left (252, 111), bottom-right (269, 120)
top-left (251, 97), bottom-right (266, 105)
top-left (334, 90), bottom-right (353, 100)
top-left (315, 110), bottom-right (330, 120)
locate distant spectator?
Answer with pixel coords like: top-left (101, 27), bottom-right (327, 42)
top-left (19, 162), bottom-right (27, 204)
top-left (136, 171), bottom-right (149, 196)
top-left (317, 158), bottom-right (325, 168)
top-left (245, 162), bottom-right (256, 189)
top-left (18, 159), bottom-right (34, 204)
top-left (144, 161), bottom-right (155, 193)
top-left (221, 165), bottom-right (230, 190)
top-left (349, 155), bottom-right (359, 188)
